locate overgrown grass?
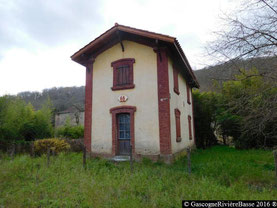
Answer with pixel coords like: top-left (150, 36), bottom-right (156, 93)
top-left (0, 146), bottom-right (276, 207)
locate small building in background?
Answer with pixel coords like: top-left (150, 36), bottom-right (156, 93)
top-left (55, 106), bottom-right (84, 128)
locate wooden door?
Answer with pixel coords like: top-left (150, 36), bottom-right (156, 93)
top-left (117, 113), bottom-right (131, 155)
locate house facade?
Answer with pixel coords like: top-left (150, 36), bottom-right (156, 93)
top-left (71, 24), bottom-right (199, 162)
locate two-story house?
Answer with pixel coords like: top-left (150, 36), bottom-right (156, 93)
top-left (71, 24), bottom-right (199, 163)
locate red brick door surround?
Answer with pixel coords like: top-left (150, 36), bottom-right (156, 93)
top-left (110, 106), bottom-right (136, 155)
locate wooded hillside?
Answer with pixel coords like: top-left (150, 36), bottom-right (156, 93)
top-left (194, 57), bottom-right (277, 92)
top-left (17, 86), bottom-right (85, 112)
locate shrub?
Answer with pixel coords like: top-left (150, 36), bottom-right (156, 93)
top-left (34, 138), bottom-right (70, 155)
top-left (56, 125), bottom-right (84, 139)
top-left (65, 139), bottom-right (84, 152)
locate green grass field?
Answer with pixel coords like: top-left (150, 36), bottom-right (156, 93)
top-left (0, 146), bottom-right (276, 207)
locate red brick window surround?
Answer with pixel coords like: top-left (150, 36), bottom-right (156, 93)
top-left (188, 115), bottom-right (192, 140)
top-left (173, 66), bottom-right (180, 95)
top-left (110, 106), bottom-right (136, 155)
top-left (111, 58), bottom-right (135, 91)
top-left (175, 108), bottom-right (181, 142)
top-left (186, 82), bottom-right (191, 104)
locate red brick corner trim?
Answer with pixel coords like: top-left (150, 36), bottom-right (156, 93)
top-left (84, 59), bottom-right (94, 152)
top-left (110, 106), bottom-right (136, 155)
top-left (191, 89), bottom-right (196, 144)
top-left (111, 58), bottom-right (135, 91)
top-left (154, 48), bottom-right (172, 155)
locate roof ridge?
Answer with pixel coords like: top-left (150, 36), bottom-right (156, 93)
top-left (115, 23), bottom-right (176, 40)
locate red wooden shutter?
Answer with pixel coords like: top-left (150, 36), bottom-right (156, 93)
top-left (117, 67), bottom-right (122, 85)
top-left (186, 82), bottom-right (191, 104)
top-left (125, 66), bottom-right (130, 84)
top-left (121, 67), bottom-right (125, 85)
top-left (111, 58), bottom-right (135, 90)
top-left (173, 67), bottom-right (179, 95)
top-left (175, 109), bottom-right (181, 142)
top-left (188, 115), bottom-right (192, 140)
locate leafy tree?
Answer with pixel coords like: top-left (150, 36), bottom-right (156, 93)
top-left (0, 96), bottom-right (29, 142)
top-left (220, 69), bottom-right (277, 148)
top-left (192, 90), bottom-right (218, 149)
top-left (193, 68), bottom-right (277, 149)
top-left (0, 96), bottom-right (54, 145)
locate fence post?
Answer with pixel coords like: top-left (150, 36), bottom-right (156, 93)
top-left (30, 142), bottom-right (35, 158)
top-left (273, 150), bottom-right (277, 177)
top-left (10, 143), bottom-right (15, 160)
top-left (130, 144), bottom-right (133, 173)
top-left (187, 147), bottom-right (191, 175)
top-left (35, 164), bottom-right (40, 186)
top-left (52, 149), bottom-right (55, 156)
top-left (47, 147), bottom-right (50, 168)
top-left (83, 144), bottom-right (87, 170)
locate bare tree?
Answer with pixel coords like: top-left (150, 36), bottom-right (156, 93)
top-left (206, 0), bottom-right (277, 80)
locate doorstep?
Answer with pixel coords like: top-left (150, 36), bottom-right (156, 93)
top-left (111, 155), bottom-right (130, 162)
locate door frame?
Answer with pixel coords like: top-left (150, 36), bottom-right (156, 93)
top-left (110, 106), bottom-right (136, 156)
top-left (116, 113), bottom-right (131, 155)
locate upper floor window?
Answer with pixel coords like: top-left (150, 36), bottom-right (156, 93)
top-left (173, 66), bottom-right (179, 95)
top-left (111, 58), bottom-right (135, 90)
top-left (186, 82), bottom-right (191, 104)
top-left (175, 108), bottom-right (181, 142)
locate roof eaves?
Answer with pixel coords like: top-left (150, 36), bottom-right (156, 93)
top-left (71, 25), bottom-right (118, 60)
top-left (174, 40), bottom-right (200, 88)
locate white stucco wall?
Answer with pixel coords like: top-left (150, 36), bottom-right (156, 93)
top-left (91, 40), bottom-right (160, 155)
top-left (168, 57), bottom-right (195, 154)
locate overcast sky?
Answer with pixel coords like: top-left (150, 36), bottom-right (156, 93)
top-left (0, 0), bottom-right (238, 95)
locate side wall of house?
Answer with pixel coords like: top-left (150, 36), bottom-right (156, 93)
top-left (168, 57), bottom-right (194, 154)
top-left (91, 40), bottom-right (160, 156)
